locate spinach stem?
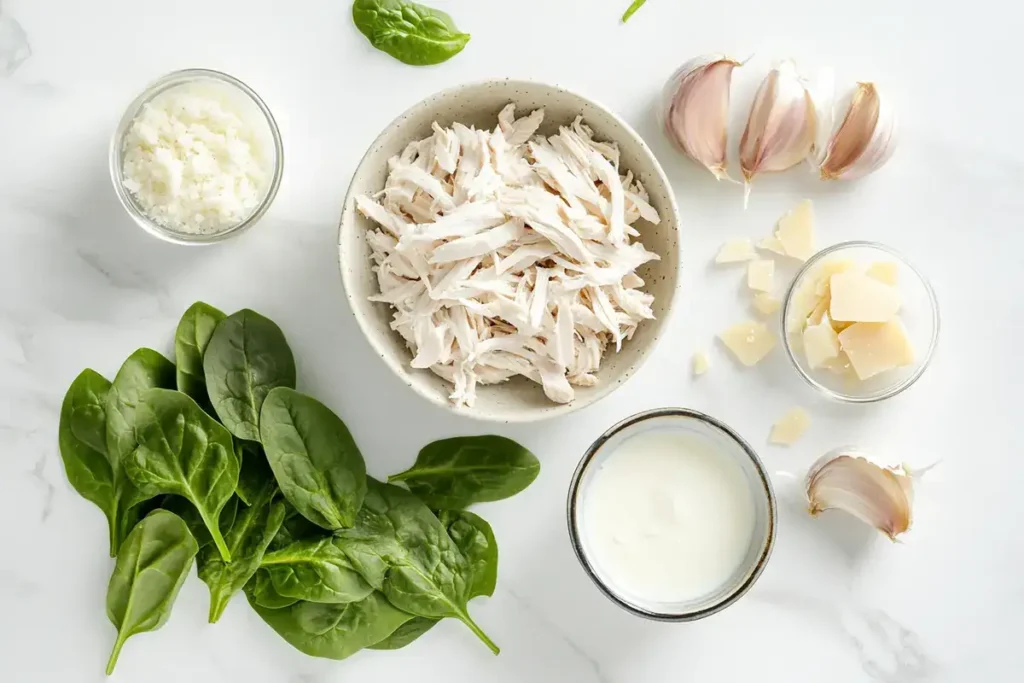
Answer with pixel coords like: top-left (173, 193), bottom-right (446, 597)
top-left (106, 635), bottom-right (126, 675)
top-left (460, 613), bottom-right (500, 655)
top-left (621, 0), bottom-right (647, 22)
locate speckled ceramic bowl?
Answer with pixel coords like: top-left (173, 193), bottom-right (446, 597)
top-left (338, 80), bottom-right (681, 422)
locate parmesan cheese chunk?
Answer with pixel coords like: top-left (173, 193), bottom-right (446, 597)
top-left (757, 235), bottom-right (787, 256)
top-left (775, 200), bottom-right (816, 261)
top-left (837, 320), bottom-right (915, 380)
top-left (747, 259), bottom-right (775, 292)
top-left (769, 407), bottom-right (810, 445)
top-left (716, 239), bottom-right (757, 264)
top-left (121, 83), bottom-right (271, 235)
top-left (719, 321), bottom-right (776, 366)
top-left (752, 292), bottom-right (781, 316)
top-left (866, 261), bottom-right (899, 286)
top-left (692, 351), bottom-right (710, 376)
top-left (829, 271), bottom-right (902, 322)
top-left (802, 317), bottom-right (841, 369)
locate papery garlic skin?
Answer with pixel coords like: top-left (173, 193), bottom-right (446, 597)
top-left (740, 61), bottom-right (817, 189)
top-left (660, 54), bottom-right (741, 180)
top-left (819, 82), bottom-right (898, 180)
top-left (805, 450), bottom-right (913, 541)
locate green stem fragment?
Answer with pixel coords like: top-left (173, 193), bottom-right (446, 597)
top-left (621, 0), bottom-right (648, 22)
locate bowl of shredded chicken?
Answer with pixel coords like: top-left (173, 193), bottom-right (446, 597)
top-left (340, 80), bottom-right (680, 422)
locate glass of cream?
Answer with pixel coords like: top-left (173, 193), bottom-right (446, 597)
top-left (567, 408), bottom-right (776, 621)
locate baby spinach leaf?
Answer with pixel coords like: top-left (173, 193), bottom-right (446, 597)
top-left (126, 388), bottom-right (240, 562)
top-left (260, 537), bottom-right (374, 605)
top-left (367, 616), bottom-right (437, 651)
top-left (235, 441), bottom-right (276, 506)
top-left (246, 569), bottom-right (299, 609)
top-left (389, 435), bottom-right (539, 509)
top-left (104, 350), bottom-right (177, 553)
top-left (203, 309), bottom-right (296, 441)
top-left (259, 388), bottom-right (367, 530)
top-left (352, 0), bottom-right (470, 66)
top-left (174, 301), bottom-right (226, 413)
top-left (439, 510), bottom-right (498, 599)
top-left (269, 501), bottom-right (326, 552)
top-left (161, 494), bottom-right (239, 551)
top-left (59, 369), bottom-right (117, 554)
top-left (199, 496), bottom-right (286, 623)
top-left (105, 509), bottom-right (198, 674)
top-left (334, 479), bottom-right (499, 654)
top-left (247, 591), bottom-right (414, 660)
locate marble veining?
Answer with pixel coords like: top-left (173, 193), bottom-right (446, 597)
top-left (1, 1), bottom-right (1021, 682)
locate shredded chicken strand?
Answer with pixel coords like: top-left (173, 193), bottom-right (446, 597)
top-left (357, 105), bottom-right (660, 407)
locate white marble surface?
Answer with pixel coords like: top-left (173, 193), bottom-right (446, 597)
top-left (1, 1), bottom-right (1021, 681)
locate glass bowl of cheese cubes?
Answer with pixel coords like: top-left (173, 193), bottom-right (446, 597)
top-left (781, 241), bottom-right (939, 403)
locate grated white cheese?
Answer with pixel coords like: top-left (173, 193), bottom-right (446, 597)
top-left (121, 83), bottom-right (271, 235)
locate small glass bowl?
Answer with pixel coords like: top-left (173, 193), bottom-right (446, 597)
top-left (109, 68), bottom-right (284, 245)
top-left (781, 241), bottom-right (940, 403)
top-left (566, 408), bottom-right (776, 621)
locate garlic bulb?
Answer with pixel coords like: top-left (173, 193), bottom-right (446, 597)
top-left (819, 82), bottom-right (898, 180)
top-left (660, 54), bottom-right (741, 180)
top-left (805, 450), bottom-right (914, 540)
top-left (739, 61), bottom-right (817, 197)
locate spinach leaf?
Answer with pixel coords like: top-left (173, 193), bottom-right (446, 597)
top-left (235, 441), bottom-right (275, 506)
top-left (439, 510), bottom-right (498, 599)
top-left (247, 592), bottom-right (414, 660)
top-left (268, 501), bottom-right (325, 552)
top-left (174, 301), bottom-right (226, 413)
top-left (259, 388), bottom-right (367, 530)
top-left (246, 569), bottom-right (299, 609)
top-left (203, 309), bottom-right (296, 441)
top-left (160, 494), bottom-right (239, 551)
top-left (351, 0), bottom-right (470, 66)
top-left (334, 479), bottom-right (499, 654)
top-left (199, 495), bottom-right (286, 623)
top-left (388, 435), bottom-right (539, 509)
top-left (105, 509), bottom-right (198, 674)
top-left (59, 369), bottom-right (117, 554)
top-left (126, 388), bottom-right (240, 562)
top-left (104, 349), bottom-right (177, 553)
top-left (260, 537), bottom-right (374, 604)
top-left (368, 616), bottom-right (437, 651)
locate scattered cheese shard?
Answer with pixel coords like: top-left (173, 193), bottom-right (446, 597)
top-left (692, 351), bottom-right (710, 376)
top-left (775, 200), bottom-right (816, 261)
top-left (757, 235), bottom-right (787, 255)
top-left (715, 239), bottom-right (758, 264)
top-left (719, 321), bottom-right (776, 366)
top-left (866, 261), bottom-right (899, 286)
top-left (769, 407), bottom-right (811, 445)
top-left (829, 271), bottom-right (902, 322)
top-left (802, 317), bottom-right (841, 369)
top-left (837, 319), bottom-right (915, 380)
top-left (747, 259), bottom-right (775, 292)
top-left (752, 292), bottom-right (781, 316)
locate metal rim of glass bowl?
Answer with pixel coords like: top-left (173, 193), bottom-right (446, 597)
top-left (565, 407), bottom-right (777, 622)
top-left (108, 68), bottom-right (284, 246)
top-left (780, 240), bottom-right (941, 404)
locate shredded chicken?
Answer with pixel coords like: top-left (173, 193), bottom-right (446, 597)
top-left (357, 104), bottom-right (661, 407)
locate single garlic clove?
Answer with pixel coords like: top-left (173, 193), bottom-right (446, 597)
top-left (739, 61), bottom-right (817, 198)
top-left (660, 54), bottom-right (741, 181)
top-left (805, 451), bottom-right (913, 540)
top-left (819, 82), bottom-right (898, 180)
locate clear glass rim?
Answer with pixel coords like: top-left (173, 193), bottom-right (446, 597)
top-left (780, 240), bottom-right (941, 404)
top-left (566, 407), bottom-right (777, 622)
top-left (108, 68), bottom-right (284, 246)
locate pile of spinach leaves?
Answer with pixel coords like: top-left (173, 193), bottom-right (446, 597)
top-left (58, 302), bottom-right (540, 674)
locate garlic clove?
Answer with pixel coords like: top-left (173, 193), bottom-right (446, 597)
top-left (660, 54), bottom-right (742, 181)
top-left (805, 451), bottom-right (913, 540)
top-left (739, 61), bottom-right (817, 199)
top-left (819, 82), bottom-right (898, 180)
